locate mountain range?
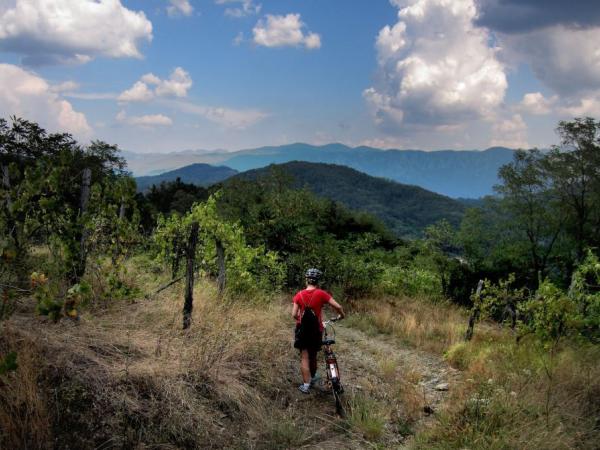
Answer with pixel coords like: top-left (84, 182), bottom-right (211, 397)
top-left (135, 163), bottom-right (238, 192)
top-left (231, 161), bottom-right (465, 237)
top-left (124, 143), bottom-right (515, 198)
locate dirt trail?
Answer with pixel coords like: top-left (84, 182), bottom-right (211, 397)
top-left (287, 322), bottom-right (462, 449)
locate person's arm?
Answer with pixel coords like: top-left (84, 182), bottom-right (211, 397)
top-left (328, 298), bottom-right (345, 319)
top-left (292, 301), bottom-right (300, 321)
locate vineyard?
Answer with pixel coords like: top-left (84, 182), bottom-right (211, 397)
top-left (1, 116), bottom-right (600, 449)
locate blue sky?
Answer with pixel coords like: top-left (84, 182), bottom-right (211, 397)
top-left (1, 0), bottom-right (599, 153)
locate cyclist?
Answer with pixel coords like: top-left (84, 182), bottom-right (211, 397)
top-left (292, 268), bottom-right (345, 394)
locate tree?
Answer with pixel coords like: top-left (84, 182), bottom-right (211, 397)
top-left (545, 117), bottom-right (600, 261)
top-left (495, 149), bottom-right (564, 283)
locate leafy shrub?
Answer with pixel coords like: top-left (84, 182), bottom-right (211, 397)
top-left (380, 265), bottom-right (441, 298)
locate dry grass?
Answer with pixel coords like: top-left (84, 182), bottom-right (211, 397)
top-left (347, 295), bottom-right (467, 353)
top-left (417, 337), bottom-right (600, 449)
top-left (0, 327), bottom-right (51, 450)
top-left (344, 294), bottom-right (600, 449)
top-left (0, 270), bottom-right (308, 449)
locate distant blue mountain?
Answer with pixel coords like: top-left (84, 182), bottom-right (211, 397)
top-left (124, 143), bottom-right (516, 198)
top-left (218, 143), bottom-right (515, 198)
top-left (135, 163), bottom-right (238, 192)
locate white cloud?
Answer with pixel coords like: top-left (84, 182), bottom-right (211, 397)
top-left (155, 67), bottom-right (192, 97)
top-left (364, 0), bottom-right (506, 131)
top-left (490, 114), bottom-right (529, 148)
top-left (118, 81), bottom-right (155, 103)
top-left (253, 14), bottom-right (321, 49)
top-left (0, 64), bottom-right (91, 137)
top-left (518, 92), bottom-right (557, 115)
top-left (116, 110), bottom-right (172, 127)
top-left (0, 0), bottom-right (152, 66)
top-left (63, 92), bottom-right (118, 101)
top-left (558, 95), bottom-right (600, 117)
top-left (500, 26), bottom-right (600, 98)
top-left (118, 67), bottom-right (192, 103)
top-left (50, 81), bottom-right (80, 94)
top-left (167, 0), bottom-right (193, 17)
top-left (216, 0), bottom-right (261, 18)
top-left (169, 100), bottom-right (268, 129)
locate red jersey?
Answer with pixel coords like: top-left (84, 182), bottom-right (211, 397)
top-left (293, 288), bottom-right (332, 331)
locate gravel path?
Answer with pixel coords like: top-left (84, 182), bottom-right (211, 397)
top-left (286, 322), bottom-right (462, 449)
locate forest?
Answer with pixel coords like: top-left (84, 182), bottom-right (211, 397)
top-left (1, 116), bottom-right (599, 449)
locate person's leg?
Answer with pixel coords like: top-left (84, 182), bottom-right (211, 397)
top-left (309, 349), bottom-right (318, 378)
top-left (300, 350), bottom-right (311, 384)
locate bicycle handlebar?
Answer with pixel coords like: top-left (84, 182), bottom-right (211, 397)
top-left (323, 315), bottom-right (343, 326)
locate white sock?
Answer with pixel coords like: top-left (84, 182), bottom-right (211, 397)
top-left (303, 383), bottom-right (310, 389)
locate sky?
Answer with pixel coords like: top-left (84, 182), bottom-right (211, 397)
top-left (0, 0), bottom-right (599, 153)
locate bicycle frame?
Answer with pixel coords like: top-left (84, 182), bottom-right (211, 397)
top-left (322, 318), bottom-right (344, 414)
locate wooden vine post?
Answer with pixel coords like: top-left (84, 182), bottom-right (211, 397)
top-left (183, 221), bottom-right (199, 329)
top-left (465, 279), bottom-right (484, 341)
top-left (216, 238), bottom-right (226, 297)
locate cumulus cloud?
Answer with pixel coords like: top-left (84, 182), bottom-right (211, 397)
top-left (0, 0), bottom-right (152, 66)
top-left (170, 100), bottom-right (268, 129)
top-left (490, 114), bottom-right (529, 149)
top-left (116, 110), bottom-right (173, 127)
top-left (167, 0), bottom-right (193, 17)
top-left (253, 14), bottom-right (321, 49)
top-left (118, 81), bottom-right (155, 103)
top-left (118, 67), bottom-right (192, 103)
top-left (518, 92), bottom-right (557, 115)
top-left (472, 1), bottom-right (600, 109)
top-left (0, 64), bottom-right (91, 137)
top-left (500, 26), bottom-right (600, 98)
top-left (216, 0), bottom-right (261, 18)
top-left (475, 0), bottom-right (600, 34)
top-left (558, 95), bottom-right (600, 117)
top-left (364, 0), bottom-right (506, 132)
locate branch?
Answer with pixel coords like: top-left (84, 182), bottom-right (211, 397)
top-left (145, 276), bottom-right (184, 299)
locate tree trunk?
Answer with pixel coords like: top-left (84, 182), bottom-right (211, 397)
top-left (465, 280), bottom-right (484, 341)
top-left (183, 221), bottom-right (199, 330)
top-left (216, 238), bottom-right (226, 297)
top-left (119, 198), bottom-right (126, 220)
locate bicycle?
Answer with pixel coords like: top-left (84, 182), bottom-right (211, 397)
top-left (322, 316), bottom-right (344, 416)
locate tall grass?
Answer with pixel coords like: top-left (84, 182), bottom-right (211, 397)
top-left (344, 294), bottom-right (600, 449)
top-left (346, 295), bottom-right (466, 353)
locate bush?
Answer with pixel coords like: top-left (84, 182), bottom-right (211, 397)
top-left (380, 265), bottom-right (441, 298)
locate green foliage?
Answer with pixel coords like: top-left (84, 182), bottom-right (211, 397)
top-left (477, 274), bottom-right (527, 323)
top-left (518, 251), bottom-right (600, 344)
top-left (459, 118), bottom-right (600, 289)
top-left (0, 117), bottom-right (138, 286)
top-left (569, 250), bottom-right (600, 341)
top-left (519, 280), bottom-right (581, 343)
top-left (31, 271), bottom-right (92, 321)
top-left (380, 265), bottom-right (441, 298)
top-left (234, 161), bottom-right (465, 238)
top-left (154, 194), bottom-right (284, 298)
top-left (0, 351), bottom-right (17, 375)
top-left (103, 266), bottom-right (140, 302)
